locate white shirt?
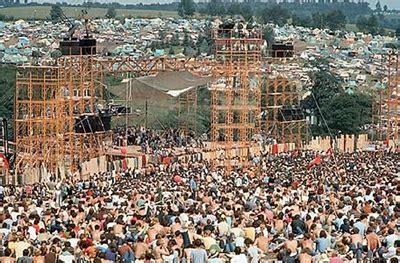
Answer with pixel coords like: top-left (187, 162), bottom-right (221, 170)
top-left (385, 234), bottom-right (399, 248)
top-left (67, 238), bottom-right (80, 248)
top-left (230, 254), bottom-right (248, 263)
top-left (235, 236), bottom-right (245, 247)
top-left (59, 252), bottom-right (75, 263)
top-left (28, 226), bottom-right (37, 240)
top-left (10, 211), bottom-right (20, 222)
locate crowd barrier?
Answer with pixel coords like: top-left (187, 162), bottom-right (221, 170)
top-left (15, 134), bottom-right (389, 183)
top-left (306, 134), bottom-right (369, 152)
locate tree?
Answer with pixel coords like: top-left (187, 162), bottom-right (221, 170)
top-left (311, 12), bottom-right (327, 29)
top-left (324, 92), bottom-right (371, 135)
top-left (356, 15), bottom-right (380, 35)
top-left (240, 4), bottom-right (253, 22)
top-left (206, 0), bottom-right (225, 16)
top-left (383, 5), bottom-right (388, 12)
top-left (0, 65), bottom-right (16, 138)
top-left (106, 6), bottom-right (117, 19)
top-left (50, 49), bottom-right (62, 59)
top-left (396, 27), bottom-right (400, 38)
top-left (183, 32), bottom-right (190, 47)
top-left (171, 34), bottom-right (180, 46)
top-left (325, 10), bottom-right (346, 31)
top-left (183, 46), bottom-right (194, 57)
top-left (49, 4), bottom-right (63, 21)
top-left (168, 46), bottom-right (175, 55)
top-left (302, 62), bottom-right (342, 135)
top-left (375, 0), bottom-right (381, 12)
top-left (292, 15), bottom-right (312, 28)
top-left (302, 60), bottom-right (372, 135)
top-left (261, 5), bottom-right (290, 26)
top-left (227, 3), bottom-right (241, 15)
top-left (199, 39), bottom-right (209, 54)
top-left (263, 26), bottom-right (275, 48)
top-left (178, 0), bottom-right (195, 17)
top-left (302, 69), bottom-right (342, 115)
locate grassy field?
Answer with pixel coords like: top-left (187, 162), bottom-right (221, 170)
top-left (345, 23), bottom-right (395, 34)
top-left (0, 6), bottom-right (179, 20)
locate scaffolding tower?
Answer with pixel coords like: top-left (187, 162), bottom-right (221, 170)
top-left (380, 52), bottom-right (400, 143)
top-left (211, 27), bottom-right (263, 170)
top-left (15, 51), bottom-right (108, 179)
top-left (177, 88), bottom-right (198, 133)
top-left (262, 76), bottom-right (307, 147)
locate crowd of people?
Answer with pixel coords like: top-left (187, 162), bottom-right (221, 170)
top-left (0, 149), bottom-right (399, 263)
top-left (112, 126), bottom-right (205, 154)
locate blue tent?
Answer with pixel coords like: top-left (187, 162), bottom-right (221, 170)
top-left (5, 47), bottom-right (18, 54)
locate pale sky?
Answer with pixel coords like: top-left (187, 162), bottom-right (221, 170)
top-left (364, 0), bottom-right (399, 9)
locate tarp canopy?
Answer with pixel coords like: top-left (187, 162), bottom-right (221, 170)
top-left (109, 71), bottom-right (211, 103)
top-left (137, 71), bottom-right (211, 96)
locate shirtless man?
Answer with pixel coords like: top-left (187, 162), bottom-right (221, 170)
top-left (134, 236), bottom-right (149, 260)
top-left (254, 232), bottom-right (269, 253)
top-left (285, 233), bottom-right (299, 256)
top-left (366, 227), bottom-right (381, 259)
top-left (350, 228), bottom-right (363, 261)
top-left (298, 248), bottom-right (313, 263)
top-left (301, 234), bottom-right (314, 252)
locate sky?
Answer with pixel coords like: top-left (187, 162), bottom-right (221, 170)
top-left (365, 0), bottom-right (399, 9)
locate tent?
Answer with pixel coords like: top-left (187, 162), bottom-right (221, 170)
top-left (110, 71), bottom-right (211, 102)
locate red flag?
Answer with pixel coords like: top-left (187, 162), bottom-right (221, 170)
top-left (272, 144), bottom-right (278, 155)
top-left (326, 148), bottom-right (333, 156)
top-left (307, 154), bottom-right (321, 170)
top-left (325, 148), bottom-right (334, 160)
top-left (0, 153), bottom-right (9, 169)
top-left (122, 159), bottom-right (127, 170)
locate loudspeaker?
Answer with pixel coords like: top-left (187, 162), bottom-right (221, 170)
top-left (74, 114), bottom-right (111, 133)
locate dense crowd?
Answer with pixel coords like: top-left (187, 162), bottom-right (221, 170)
top-left (112, 126), bottom-right (204, 153)
top-left (0, 150), bottom-right (399, 263)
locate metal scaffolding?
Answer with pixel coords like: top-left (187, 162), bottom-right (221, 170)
top-left (15, 53), bottom-right (109, 177)
top-left (210, 28), bottom-right (263, 170)
top-left (177, 87), bottom-right (198, 133)
top-left (14, 55), bottom-right (215, 178)
top-left (14, 36), bottom-right (312, 178)
top-left (262, 76), bottom-right (307, 147)
top-left (373, 52), bottom-right (400, 143)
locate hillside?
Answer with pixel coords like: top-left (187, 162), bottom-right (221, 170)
top-left (0, 6), bottom-right (179, 20)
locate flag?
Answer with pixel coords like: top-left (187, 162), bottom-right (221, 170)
top-left (272, 144), bottom-right (278, 155)
top-left (326, 147), bottom-right (334, 158)
top-left (307, 154), bottom-right (321, 170)
top-left (0, 153), bottom-right (9, 169)
top-left (122, 159), bottom-right (127, 170)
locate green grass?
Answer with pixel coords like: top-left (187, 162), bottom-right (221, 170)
top-left (345, 23), bottom-right (359, 32)
top-left (0, 6), bottom-right (179, 20)
top-left (345, 23), bottom-right (395, 35)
